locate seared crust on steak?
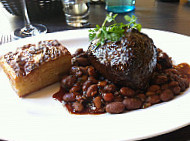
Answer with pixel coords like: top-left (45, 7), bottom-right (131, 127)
top-left (87, 29), bottom-right (157, 89)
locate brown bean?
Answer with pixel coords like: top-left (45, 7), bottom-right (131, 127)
top-left (168, 81), bottom-right (179, 88)
top-left (78, 75), bottom-right (88, 83)
top-left (137, 93), bottom-right (146, 102)
top-left (104, 84), bottom-right (116, 93)
top-left (154, 75), bottom-right (168, 84)
top-left (93, 96), bottom-right (102, 109)
top-left (123, 98), bottom-right (142, 110)
top-left (69, 86), bottom-right (81, 93)
top-left (160, 89), bottom-right (174, 101)
top-left (156, 63), bottom-right (162, 71)
top-left (75, 95), bottom-right (83, 102)
top-left (88, 76), bottom-right (98, 83)
top-left (161, 84), bottom-right (169, 90)
top-left (177, 78), bottom-right (186, 92)
top-left (103, 93), bottom-right (114, 102)
top-left (106, 102), bottom-right (125, 114)
top-left (70, 66), bottom-right (83, 77)
top-left (73, 82), bottom-right (81, 87)
top-left (86, 84), bottom-right (98, 97)
top-left (76, 57), bottom-right (90, 66)
top-left (61, 75), bottom-right (77, 89)
top-left (172, 86), bottom-right (181, 95)
top-left (114, 91), bottom-right (120, 96)
top-left (63, 93), bottom-right (76, 102)
top-left (76, 71), bottom-right (83, 77)
top-left (75, 48), bottom-right (84, 56)
top-left (148, 85), bottom-right (160, 92)
top-left (82, 80), bottom-right (92, 91)
top-left (70, 66), bottom-right (79, 73)
top-left (165, 68), bottom-right (180, 75)
top-left (147, 95), bottom-right (160, 104)
top-left (98, 81), bottom-right (107, 88)
top-left (114, 96), bottom-right (124, 102)
top-left (79, 66), bottom-right (88, 74)
top-left (72, 102), bottom-right (84, 112)
top-left (182, 78), bottom-right (189, 88)
top-left (146, 91), bottom-right (155, 96)
top-left (158, 52), bottom-right (172, 69)
top-left (78, 52), bottom-right (88, 58)
top-left (87, 66), bottom-right (97, 77)
top-left (156, 89), bottom-right (162, 94)
top-left (120, 87), bottom-right (135, 97)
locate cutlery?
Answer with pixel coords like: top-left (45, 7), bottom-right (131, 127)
top-left (0, 34), bottom-right (13, 45)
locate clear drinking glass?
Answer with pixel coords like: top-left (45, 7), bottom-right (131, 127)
top-left (14, 0), bottom-right (47, 39)
top-left (62, 0), bottom-right (90, 27)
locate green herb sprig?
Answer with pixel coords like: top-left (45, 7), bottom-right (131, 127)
top-left (89, 13), bottom-right (142, 48)
top-left (124, 15), bottom-right (142, 32)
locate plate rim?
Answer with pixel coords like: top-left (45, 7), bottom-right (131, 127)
top-left (0, 28), bottom-right (190, 141)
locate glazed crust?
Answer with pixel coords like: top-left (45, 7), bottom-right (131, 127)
top-left (0, 40), bottom-right (71, 97)
top-left (88, 29), bottom-right (157, 90)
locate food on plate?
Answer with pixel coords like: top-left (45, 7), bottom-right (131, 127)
top-left (0, 40), bottom-right (71, 97)
top-left (53, 14), bottom-right (190, 114)
top-left (88, 28), bottom-right (157, 90)
top-left (53, 48), bottom-right (190, 114)
top-left (88, 14), bottom-right (157, 90)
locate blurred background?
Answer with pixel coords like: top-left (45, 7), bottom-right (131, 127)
top-left (0, 0), bottom-right (190, 35)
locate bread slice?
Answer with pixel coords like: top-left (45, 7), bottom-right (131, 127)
top-left (0, 40), bottom-right (71, 97)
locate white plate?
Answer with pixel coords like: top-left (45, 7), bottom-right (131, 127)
top-left (0, 29), bottom-right (189, 141)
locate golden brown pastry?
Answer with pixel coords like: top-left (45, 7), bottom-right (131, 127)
top-left (0, 40), bottom-right (71, 97)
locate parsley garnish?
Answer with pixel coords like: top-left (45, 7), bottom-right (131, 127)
top-left (89, 13), bottom-right (142, 48)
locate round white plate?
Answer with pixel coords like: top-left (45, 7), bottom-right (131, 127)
top-left (0, 29), bottom-right (189, 141)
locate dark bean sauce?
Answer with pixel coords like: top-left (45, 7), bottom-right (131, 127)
top-left (53, 48), bottom-right (190, 114)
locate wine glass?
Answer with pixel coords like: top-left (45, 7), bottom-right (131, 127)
top-left (14, 0), bottom-right (47, 39)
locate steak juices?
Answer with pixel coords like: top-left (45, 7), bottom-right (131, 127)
top-left (53, 15), bottom-right (190, 114)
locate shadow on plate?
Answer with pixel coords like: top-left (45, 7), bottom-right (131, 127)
top-left (25, 83), bottom-right (60, 99)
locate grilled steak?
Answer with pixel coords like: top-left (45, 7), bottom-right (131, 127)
top-left (87, 29), bottom-right (157, 90)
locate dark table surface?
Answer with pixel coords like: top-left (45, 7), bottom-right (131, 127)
top-left (0, 0), bottom-right (190, 141)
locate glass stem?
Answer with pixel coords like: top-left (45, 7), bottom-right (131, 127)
top-left (21, 0), bottom-right (32, 30)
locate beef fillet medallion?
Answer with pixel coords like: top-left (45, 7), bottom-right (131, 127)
top-left (88, 28), bottom-right (157, 90)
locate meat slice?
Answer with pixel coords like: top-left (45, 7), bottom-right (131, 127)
top-left (87, 29), bottom-right (157, 90)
